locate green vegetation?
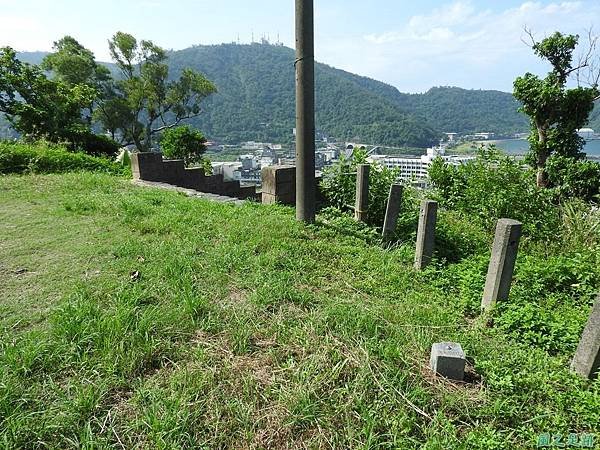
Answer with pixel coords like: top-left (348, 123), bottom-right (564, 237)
top-left (101, 32), bottom-right (217, 152)
top-left (160, 125), bottom-right (208, 166)
top-left (514, 32), bottom-right (599, 187)
top-left (0, 47), bottom-right (119, 157)
top-left (0, 141), bottom-right (126, 175)
top-left (392, 87), bottom-right (529, 136)
top-left (1, 34), bottom-right (216, 156)
top-left (2, 136), bottom-right (599, 447)
top-left (168, 43), bottom-right (441, 147)
top-left (320, 148), bottom-right (414, 228)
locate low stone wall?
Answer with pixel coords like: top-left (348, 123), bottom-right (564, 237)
top-left (131, 152), bottom-right (258, 200)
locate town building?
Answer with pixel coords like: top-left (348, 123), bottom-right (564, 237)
top-left (367, 144), bottom-right (474, 186)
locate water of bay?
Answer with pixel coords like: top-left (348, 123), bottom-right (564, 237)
top-left (491, 139), bottom-right (600, 158)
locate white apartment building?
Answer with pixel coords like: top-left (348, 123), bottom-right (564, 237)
top-left (367, 145), bottom-right (474, 184)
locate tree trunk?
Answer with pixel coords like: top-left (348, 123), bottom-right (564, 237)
top-left (536, 122), bottom-right (549, 188)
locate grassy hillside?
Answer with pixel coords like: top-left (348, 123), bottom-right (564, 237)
top-left (1, 172), bottom-right (598, 448)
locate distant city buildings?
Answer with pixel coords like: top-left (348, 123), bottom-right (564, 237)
top-left (368, 144), bottom-right (474, 186)
top-left (212, 138), bottom-right (477, 188)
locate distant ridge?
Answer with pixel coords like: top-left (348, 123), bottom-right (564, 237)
top-left (4, 44), bottom-right (544, 145)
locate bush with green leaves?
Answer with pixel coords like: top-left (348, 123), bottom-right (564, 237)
top-left (428, 146), bottom-right (559, 239)
top-left (546, 155), bottom-right (600, 202)
top-left (0, 140), bottom-right (126, 175)
top-left (320, 148), bottom-right (412, 227)
top-left (159, 125), bottom-right (208, 167)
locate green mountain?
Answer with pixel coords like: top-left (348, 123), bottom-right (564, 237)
top-left (11, 43), bottom-right (590, 145)
top-left (167, 43), bottom-right (440, 146)
top-left (391, 86), bottom-right (530, 136)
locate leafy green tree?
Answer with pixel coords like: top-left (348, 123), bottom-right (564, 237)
top-left (41, 36), bottom-right (112, 125)
top-left (160, 125), bottom-right (207, 166)
top-left (0, 47), bottom-right (119, 156)
top-left (0, 47), bottom-right (93, 141)
top-left (514, 31), bottom-right (599, 187)
top-left (103, 32), bottom-right (217, 152)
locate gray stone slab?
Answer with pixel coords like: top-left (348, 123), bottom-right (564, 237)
top-left (382, 184), bottom-right (403, 240)
top-left (134, 180), bottom-right (245, 206)
top-left (414, 200), bottom-right (437, 270)
top-left (482, 219), bottom-right (522, 311)
top-left (430, 342), bottom-right (466, 381)
top-left (354, 164), bottom-right (370, 222)
top-left (571, 294), bottom-right (600, 379)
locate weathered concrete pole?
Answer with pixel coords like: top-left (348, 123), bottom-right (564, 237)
top-left (354, 164), bottom-right (370, 222)
top-left (382, 184), bottom-right (403, 240)
top-left (295, 0), bottom-right (316, 223)
top-left (571, 294), bottom-right (600, 379)
top-left (481, 219), bottom-right (522, 311)
top-left (414, 200), bottom-right (437, 270)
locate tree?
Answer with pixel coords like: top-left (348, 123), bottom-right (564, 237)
top-left (0, 47), bottom-right (119, 157)
top-left (514, 31), bottom-right (599, 187)
top-left (41, 36), bottom-right (112, 125)
top-left (160, 125), bottom-right (207, 166)
top-left (0, 47), bottom-right (94, 141)
top-left (101, 32), bottom-right (217, 152)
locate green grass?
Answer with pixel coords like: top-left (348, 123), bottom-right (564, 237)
top-left (0, 173), bottom-right (598, 449)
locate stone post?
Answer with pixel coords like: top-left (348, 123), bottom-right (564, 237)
top-left (481, 219), bottom-right (522, 311)
top-left (571, 294), bottom-right (600, 379)
top-left (414, 200), bottom-right (437, 270)
top-left (261, 165), bottom-right (296, 205)
top-left (382, 184), bottom-right (403, 240)
top-left (354, 164), bottom-right (370, 222)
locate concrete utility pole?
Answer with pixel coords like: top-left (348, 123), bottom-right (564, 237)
top-left (295, 0), bottom-right (316, 222)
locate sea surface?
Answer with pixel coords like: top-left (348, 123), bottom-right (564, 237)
top-left (491, 139), bottom-right (600, 158)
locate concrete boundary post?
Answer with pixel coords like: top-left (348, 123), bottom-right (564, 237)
top-left (414, 200), bottom-right (437, 270)
top-left (481, 219), bottom-right (522, 311)
top-left (382, 184), bottom-right (403, 240)
top-left (354, 164), bottom-right (370, 222)
top-left (571, 294), bottom-right (600, 379)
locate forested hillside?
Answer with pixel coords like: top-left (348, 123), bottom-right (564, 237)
top-left (9, 44), bottom-right (600, 145)
top-left (392, 86), bottom-right (530, 135)
top-left (167, 43), bottom-right (440, 146)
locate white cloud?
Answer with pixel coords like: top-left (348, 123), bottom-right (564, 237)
top-left (319, 1), bottom-right (600, 92)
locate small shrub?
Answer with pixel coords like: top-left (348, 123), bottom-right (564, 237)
top-left (546, 153), bottom-right (600, 202)
top-left (559, 199), bottom-right (600, 250)
top-left (160, 125), bottom-right (208, 168)
top-left (69, 130), bottom-right (120, 158)
top-left (428, 146), bottom-right (559, 239)
top-left (320, 148), bottom-right (405, 227)
top-left (0, 140), bottom-right (126, 175)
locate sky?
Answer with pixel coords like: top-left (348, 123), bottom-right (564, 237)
top-left (1, 0), bottom-right (599, 93)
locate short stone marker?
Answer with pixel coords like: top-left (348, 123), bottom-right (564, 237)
top-left (414, 200), bottom-right (438, 270)
top-left (430, 342), bottom-right (466, 381)
top-left (481, 218), bottom-right (522, 312)
top-left (382, 184), bottom-right (403, 240)
top-left (354, 164), bottom-right (370, 222)
top-left (571, 294), bottom-right (600, 379)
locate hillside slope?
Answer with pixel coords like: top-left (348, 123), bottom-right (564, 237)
top-left (392, 86), bottom-right (529, 135)
top-left (168, 43), bottom-right (440, 146)
top-left (15, 44), bottom-right (600, 144)
top-left (1, 171), bottom-right (598, 448)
